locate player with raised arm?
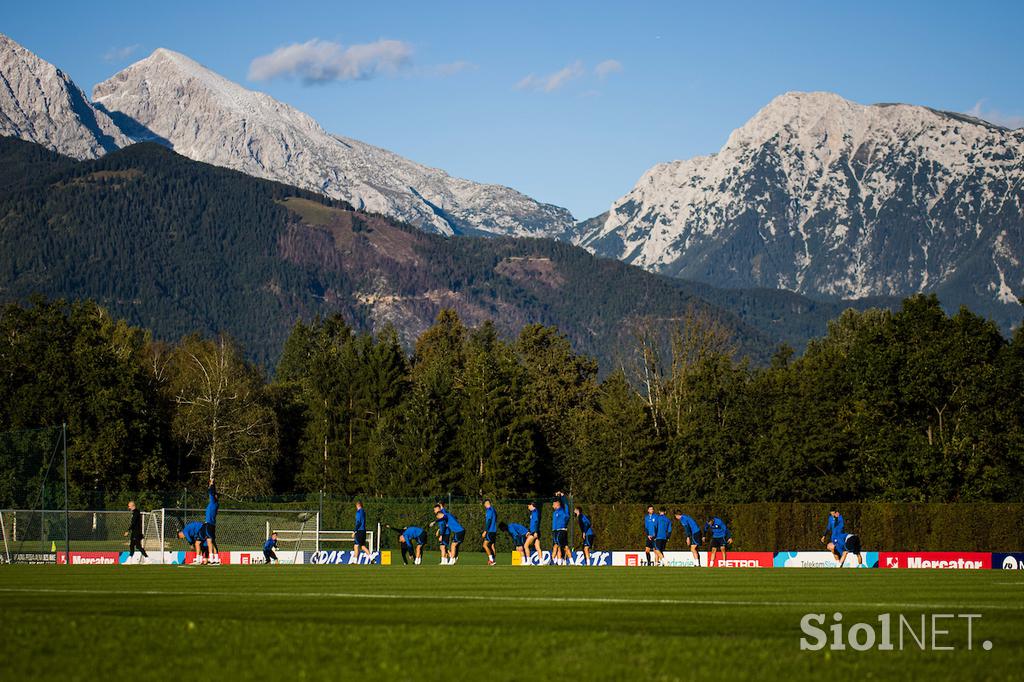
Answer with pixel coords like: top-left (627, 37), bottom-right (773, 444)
top-left (263, 532), bottom-right (279, 565)
top-left (124, 500), bottom-right (148, 564)
top-left (704, 516), bottom-right (733, 567)
top-left (178, 521), bottom-right (209, 565)
top-left (482, 499), bottom-right (498, 566)
top-left (654, 507), bottom-right (671, 566)
top-left (828, 533), bottom-right (864, 568)
top-left (499, 521), bottom-right (530, 565)
top-left (673, 511), bottom-right (703, 566)
top-left (524, 502), bottom-right (542, 565)
top-left (204, 479), bottom-right (220, 564)
top-left (352, 500), bottom-right (370, 564)
top-left (574, 507), bottom-right (595, 565)
top-left (644, 505), bottom-right (658, 566)
top-left (820, 508), bottom-right (844, 546)
top-left (551, 492), bottom-right (570, 565)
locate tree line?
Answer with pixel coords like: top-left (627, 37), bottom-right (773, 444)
top-left (1, 294), bottom-right (1022, 507)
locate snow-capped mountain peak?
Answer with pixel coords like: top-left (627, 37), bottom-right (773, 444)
top-left (0, 33), bottom-right (130, 159)
top-left (575, 91), bottom-right (1024, 328)
top-left (92, 48), bottom-right (574, 238)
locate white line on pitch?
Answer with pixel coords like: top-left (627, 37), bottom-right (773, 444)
top-left (0, 587), bottom-right (1021, 611)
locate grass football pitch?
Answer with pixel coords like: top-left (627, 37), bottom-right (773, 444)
top-left (1, 552), bottom-right (1021, 681)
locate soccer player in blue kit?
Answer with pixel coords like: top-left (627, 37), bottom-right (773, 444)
top-left (499, 521), bottom-right (530, 565)
top-left (353, 500), bottom-right (370, 564)
top-left (551, 492), bottom-right (570, 565)
top-left (263, 532), bottom-right (279, 565)
top-left (178, 521), bottom-right (209, 565)
top-left (482, 499), bottom-right (498, 566)
top-left (574, 507), bottom-right (595, 564)
top-left (674, 511), bottom-right (703, 566)
top-left (524, 502), bottom-right (542, 565)
top-left (204, 479), bottom-right (220, 564)
top-left (644, 505), bottom-right (658, 566)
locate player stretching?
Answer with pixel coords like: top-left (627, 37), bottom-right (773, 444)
top-left (499, 521), bottom-right (530, 565)
top-left (352, 500), bottom-right (370, 564)
top-left (179, 521), bottom-right (209, 565)
top-left (644, 505), bottom-right (658, 566)
top-left (673, 511), bottom-right (703, 566)
top-left (828, 533), bottom-right (864, 568)
top-left (263, 532), bottom-right (279, 564)
top-left (482, 499), bottom-right (498, 566)
top-left (445, 509), bottom-right (466, 564)
top-left (524, 502), bottom-right (542, 565)
top-left (574, 507), bottom-right (595, 565)
top-left (551, 493), bottom-right (570, 565)
top-left (654, 508), bottom-right (672, 565)
top-left (704, 516), bottom-right (732, 567)
top-left (431, 504), bottom-right (450, 564)
top-left (124, 500), bottom-right (148, 564)
top-left (204, 479), bottom-right (220, 564)
top-left (387, 525), bottom-right (427, 565)
top-left (820, 508), bottom-right (844, 546)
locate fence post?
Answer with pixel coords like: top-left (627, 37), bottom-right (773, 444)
top-left (161, 508), bottom-right (166, 564)
top-left (62, 423), bottom-right (70, 565)
top-left (316, 510), bottom-right (321, 552)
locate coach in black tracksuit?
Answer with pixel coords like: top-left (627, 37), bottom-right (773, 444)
top-left (125, 501), bottom-right (148, 560)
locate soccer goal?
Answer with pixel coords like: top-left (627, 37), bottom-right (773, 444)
top-left (0, 509), bottom-right (160, 562)
top-left (152, 508), bottom-right (321, 563)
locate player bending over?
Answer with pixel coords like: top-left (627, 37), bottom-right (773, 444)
top-left (704, 516), bottom-right (732, 567)
top-left (574, 507), bottom-right (595, 564)
top-left (443, 509), bottom-right (466, 564)
top-left (353, 501), bottom-right (370, 564)
top-left (820, 508), bottom-right (844, 546)
top-left (644, 505), bottom-right (658, 565)
top-left (204, 479), bottom-right (220, 564)
top-left (398, 525), bottom-right (428, 565)
top-left (550, 493), bottom-right (570, 565)
top-left (524, 502), bottom-right (542, 565)
top-left (179, 521), bottom-right (209, 565)
top-left (263, 532), bottom-right (279, 564)
top-left (673, 511), bottom-right (702, 566)
top-left (827, 533), bottom-right (863, 568)
top-left (499, 521), bottom-right (530, 565)
top-left (482, 499), bottom-right (498, 566)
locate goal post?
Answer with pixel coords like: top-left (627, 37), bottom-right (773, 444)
top-left (156, 508), bottom-right (320, 561)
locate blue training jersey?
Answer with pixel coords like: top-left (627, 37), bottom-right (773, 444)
top-left (645, 513), bottom-right (658, 537)
top-left (705, 517), bottom-right (731, 539)
top-left (355, 508), bottom-right (366, 531)
top-left (528, 508), bottom-right (540, 534)
top-left (655, 514), bottom-right (671, 540)
top-left (445, 511), bottom-right (464, 534)
top-left (552, 506), bottom-right (569, 530)
top-left (182, 521), bottom-right (204, 544)
top-left (507, 523), bottom-right (529, 539)
top-left (578, 513), bottom-right (594, 537)
top-left (403, 526), bottom-right (426, 545)
top-left (263, 537), bottom-right (277, 552)
top-left (205, 485), bottom-right (219, 524)
top-left (485, 507), bottom-right (497, 533)
top-left (826, 514), bottom-right (845, 541)
top-left (436, 517), bottom-right (448, 536)
top-left (678, 515), bottom-right (700, 537)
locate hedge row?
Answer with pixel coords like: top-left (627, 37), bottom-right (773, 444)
top-left (336, 500), bottom-right (1024, 553)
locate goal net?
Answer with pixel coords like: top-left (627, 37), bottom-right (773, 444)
top-left (153, 508), bottom-right (321, 562)
top-left (0, 509), bottom-right (159, 562)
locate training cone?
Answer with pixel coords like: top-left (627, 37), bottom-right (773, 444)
top-left (51, 541), bottom-right (56, 552)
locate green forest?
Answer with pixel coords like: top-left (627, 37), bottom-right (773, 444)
top-left (2, 294), bottom-right (1022, 508)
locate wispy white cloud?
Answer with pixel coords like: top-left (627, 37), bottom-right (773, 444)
top-left (248, 38), bottom-right (413, 83)
top-left (103, 44), bottom-right (141, 62)
top-left (966, 100), bottom-right (1024, 129)
top-left (594, 59), bottom-right (623, 79)
top-left (515, 60), bottom-right (585, 93)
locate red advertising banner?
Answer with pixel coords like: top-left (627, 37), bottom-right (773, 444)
top-left (56, 551), bottom-right (120, 565)
top-left (879, 552), bottom-right (991, 570)
top-left (183, 552), bottom-right (232, 565)
top-left (709, 551), bottom-right (774, 568)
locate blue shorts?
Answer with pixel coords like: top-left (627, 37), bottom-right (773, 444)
top-left (554, 529), bottom-right (568, 547)
top-left (410, 532), bottom-right (427, 547)
top-left (646, 537), bottom-right (656, 549)
top-left (485, 532), bottom-right (497, 544)
top-left (451, 530), bottom-right (466, 544)
top-left (655, 539), bottom-right (667, 552)
top-left (439, 533), bottom-right (450, 547)
top-left (710, 537), bottom-right (727, 549)
top-left (512, 534), bottom-right (526, 548)
top-left (688, 534), bottom-right (701, 548)
top-left (354, 530), bottom-right (367, 547)
top-left (583, 533), bottom-right (594, 548)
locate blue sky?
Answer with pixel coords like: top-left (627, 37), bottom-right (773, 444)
top-left (5, 0), bottom-right (1023, 218)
